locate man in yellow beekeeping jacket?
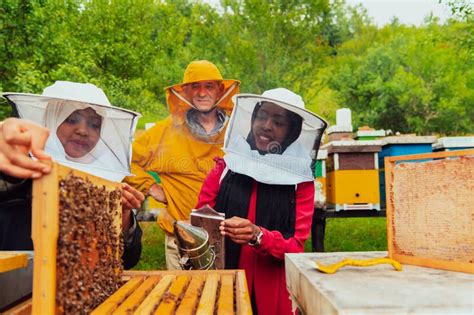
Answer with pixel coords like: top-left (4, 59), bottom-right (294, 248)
top-left (125, 60), bottom-right (240, 269)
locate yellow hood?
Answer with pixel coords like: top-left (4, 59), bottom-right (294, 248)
top-left (165, 60), bottom-right (240, 124)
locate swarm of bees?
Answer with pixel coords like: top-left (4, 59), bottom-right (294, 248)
top-left (56, 173), bottom-right (123, 314)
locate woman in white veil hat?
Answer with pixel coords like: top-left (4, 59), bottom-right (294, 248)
top-left (0, 81), bottom-right (143, 269)
top-left (196, 88), bottom-right (327, 315)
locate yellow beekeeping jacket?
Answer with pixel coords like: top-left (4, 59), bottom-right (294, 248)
top-left (125, 116), bottom-right (227, 234)
top-left (126, 61), bottom-right (240, 234)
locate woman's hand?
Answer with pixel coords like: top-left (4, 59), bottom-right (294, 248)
top-left (121, 183), bottom-right (144, 231)
top-left (0, 118), bottom-right (51, 178)
top-left (122, 183), bottom-right (145, 211)
top-left (220, 216), bottom-right (261, 245)
top-left (149, 183), bottom-right (167, 204)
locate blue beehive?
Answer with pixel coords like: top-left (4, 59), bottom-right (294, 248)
top-left (432, 137), bottom-right (474, 152)
top-left (379, 136), bottom-right (437, 207)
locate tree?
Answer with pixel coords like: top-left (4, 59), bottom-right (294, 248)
top-left (316, 20), bottom-right (474, 134)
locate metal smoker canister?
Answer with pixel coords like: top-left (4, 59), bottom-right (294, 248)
top-left (174, 221), bottom-right (216, 270)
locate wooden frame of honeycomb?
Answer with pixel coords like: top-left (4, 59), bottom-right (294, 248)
top-left (385, 149), bottom-right (474, 274)
top-left (31, 162), bottom-right (123, 314)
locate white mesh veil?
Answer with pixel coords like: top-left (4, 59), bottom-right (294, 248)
top-left (3, 83), bottom-right (140, 182)
top-left (223, 88), bottom-right (327, 185)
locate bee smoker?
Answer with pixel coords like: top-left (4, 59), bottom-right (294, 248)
top-left (173, 221), bottom-right (216, 270)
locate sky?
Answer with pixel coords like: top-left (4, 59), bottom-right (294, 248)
top-left (205, 0), bottom-right (454, 26)
top-left (345, 0), bottom-right (453, 26)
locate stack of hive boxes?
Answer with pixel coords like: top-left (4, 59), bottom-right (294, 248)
top-left (323, 140), bottom-right (382, 211)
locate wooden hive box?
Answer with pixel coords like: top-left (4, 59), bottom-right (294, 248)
top-left (91, 270), bottom-right (252, 315)
top-left (323, 140), bottom-right (382, 210)
top-left (31, 162), bottom-right (124, 314)
top-left (385, 149), bottom-right (474, 274)
top-left (315, 149), bottom-right (327, 196)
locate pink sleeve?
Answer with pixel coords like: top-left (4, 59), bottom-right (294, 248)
top-left (196, 158), bottom-right (226, 209)
top-left (256, 181), bottom-right (315, 260)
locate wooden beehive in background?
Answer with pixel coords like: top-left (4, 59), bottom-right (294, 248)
top-left (323, 140), bottom-right (382, 211)
top-left (385, 149), bottom-right (474, 274)
top-left (32, 162), bottom-right (123, 314)
top-left (91, 270), bottom-right (252, 314)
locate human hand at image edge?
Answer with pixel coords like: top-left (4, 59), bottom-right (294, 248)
top-left (0, 118), bottom-right (51, 178)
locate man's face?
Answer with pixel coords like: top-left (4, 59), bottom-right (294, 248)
top-left (184, 80), bottom-right (224, 112)
top-left (57, 108), bottom-right (102, 158)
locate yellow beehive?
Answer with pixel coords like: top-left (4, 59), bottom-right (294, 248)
top-left (326, 169), bottom-right (380, 206)
top-left (323, 140), bottom-right (382, 211)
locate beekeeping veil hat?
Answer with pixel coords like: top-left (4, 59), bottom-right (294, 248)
top-left (223, 88), bottom-right (327, 185)
top-left (2, 81), bottom-right (141, 182)
top-left (164, 60), bottom-right (240, 124)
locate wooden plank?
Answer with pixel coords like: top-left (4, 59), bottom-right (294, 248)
top-left (235, 271), bottom-right (252, 315)
top-left (0, 252), bottom-right (28, 273)
top-left (175, 275), bottom-right (205, 315)
top-left (195, 273), bottom-right (219, 315)
top-left (112, 276), bottom-right (161, 315)
top-left (3, 298), bottom-right (32, 315)
top-left (326, 145), bottom-right (381, 154)
top-left (385, 156), bottom-right (395, 258)
top-left (134, 275), bottom-right (175, 315)
top-left (217, 274), bottom-right (234, 315)
top-left (93, 271), bottom-right (253, 315)
top-left (91, 277), bottom-right (144, 315)
top-left (123, 269), bottom-right (237, 278)
top-left (392, 254), bottom-right (474, 274)
top-left (31, 162), bottom-right (59, 315)
top-left (153, 275), bottom-right (190, 315)
top-left (338, 152), bottom-right (376, 170)
top-left (386, 148), bottom-right (474, 162)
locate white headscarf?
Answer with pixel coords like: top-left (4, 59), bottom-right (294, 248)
top-left (42, 100), bottom-right (128, 181)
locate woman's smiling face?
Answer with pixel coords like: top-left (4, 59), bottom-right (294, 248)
top-left (251, 102), bottom-right (290, 153)
top-left (57, 107), bottom-right (102, 158)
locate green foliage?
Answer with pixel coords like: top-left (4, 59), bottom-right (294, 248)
top-left (440, 0), bottom-right (473, 20)
top-left (0, 0), bottom-right (472, 135)
top-left (317, 20), bottom-right (474, 134)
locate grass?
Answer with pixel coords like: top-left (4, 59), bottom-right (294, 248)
top-left (133, 222), bottom-right (166, 270)
top-left (321, 217), bottom-right (387, 252)
top-left (134, 217), bottom-right (388, 270)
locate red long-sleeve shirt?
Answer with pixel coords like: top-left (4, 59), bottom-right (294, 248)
top-left (197, 159), bottom-right (315, 315)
